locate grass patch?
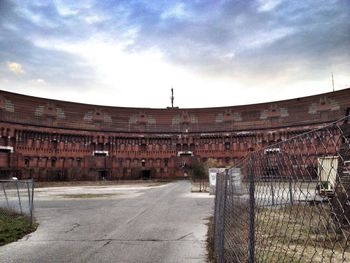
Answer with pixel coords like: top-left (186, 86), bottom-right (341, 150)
top-left (36, 179), bottom-right (171, 188)
top-left (191, 181), bottom-right (209, 192)
top-left (58, 193), bottom-right (123, 199)
top-left (206, 216), bottom-right (215, 262)
top-left (147, 182), bottom-right (168, 187)
top-left (256, 250), bottom-right (300, 263)
top-left (0, 208), bottom-right (37, 246)
top-left (255, 204), bottom-right (350, 262)
top-left (209, 202), bottom-right (350, 262)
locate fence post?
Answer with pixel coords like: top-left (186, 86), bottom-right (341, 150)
top-left (15, 180), bottom-right (23, 214)
top-left (217, 171), bottom-right (228, 263)
top-left (26, 181), bottom-right (31, 209)
top-left (248, 155), bottom-right (256, 263)
top-left (2, 183), bottom-right (10, 209)
top-left (214, 173), bottom-right (223, 262)
top-left (270, 180), bottom-right (275, 206)
top-left (213, 173), bottom-right (219, 259)
top-left (217, 174), bottom-right (223, 263)
top-left (30, 179), bottom-right (34, 226)
top-left (289, 175), bottom-right (293, 205)
top-left (26, 180), bottom-right (33, 225)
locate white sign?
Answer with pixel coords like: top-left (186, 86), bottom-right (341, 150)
top-left (208, 168), bottom-right (226, 195)
top-left (209, 172), bottom-right (217, 186)
top-left (229, 168), bottom-right (243, 194)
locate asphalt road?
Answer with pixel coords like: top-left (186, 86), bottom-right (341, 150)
top-left (0, 181), bottom-right (213, 263)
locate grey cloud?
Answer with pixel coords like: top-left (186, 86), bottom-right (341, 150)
top-left (114, 0), bottom-right (350, 81)
top-left (0, 0), bottom-right (96, 89)
top-left (0, 0), bottom-right (349, 92)
top-left (230, 1), bottom-right (350, 77)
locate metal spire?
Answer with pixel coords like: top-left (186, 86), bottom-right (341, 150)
top-left (171, 87), bottom-right (174, 108)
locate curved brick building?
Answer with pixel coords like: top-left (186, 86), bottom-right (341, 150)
top-left (0, 88), bottom-right (349, 180)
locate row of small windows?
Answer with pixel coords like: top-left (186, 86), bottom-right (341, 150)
top-left (24, 158), bottom-right (82, 168)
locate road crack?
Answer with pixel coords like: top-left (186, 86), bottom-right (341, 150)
top-left (176, 232), bottom-right (193, 241)
top-left (65, 223), bottom-right (81, 233)
top-left (102, 240), bottom-right (112, 247)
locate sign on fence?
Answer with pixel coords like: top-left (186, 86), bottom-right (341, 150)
top-left (229, 167), bottom-right (244, 195)
top-left (208, 168), bottom-right (226, 195)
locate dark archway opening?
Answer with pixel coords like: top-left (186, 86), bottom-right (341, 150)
top-left (141, 169), bottom-right (151, 180)
top-left (98, 170), bottom-right (107, 180)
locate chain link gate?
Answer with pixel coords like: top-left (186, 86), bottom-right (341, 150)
top-left (0, 179), bottom-right (35, 226)
top-left (213, 117), bottom-right (350, 262)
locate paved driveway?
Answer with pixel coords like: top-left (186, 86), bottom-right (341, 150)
top-left (0, 181), bottom-right (213, 263)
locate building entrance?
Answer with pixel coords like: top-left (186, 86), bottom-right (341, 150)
top-left (141, 169), bottom-right (151, 179)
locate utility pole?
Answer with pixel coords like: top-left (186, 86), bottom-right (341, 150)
top-left (171, 87), bottom-right (174, 108)
top-left (332, 72), bottom-right (335, 92)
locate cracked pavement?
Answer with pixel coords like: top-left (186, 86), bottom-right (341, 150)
top-left (0, 181), bottom-right (213, 263)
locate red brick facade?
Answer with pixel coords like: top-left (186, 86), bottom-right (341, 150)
top-left (0, 89), bottom-right (349, 180)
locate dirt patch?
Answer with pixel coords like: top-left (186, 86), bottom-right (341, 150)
top-left (146, 182), bottom-right (168, 187)
top-left (36, 180), bottom-right (170, 188)
top-left (57, 193), bottom-right (123, 199)
top-left (191, 181), bottom-right (209, 193)
top-left (255, 204), bottom-right (350, 262)
top-left (206, 216), bottom-right (215, 262)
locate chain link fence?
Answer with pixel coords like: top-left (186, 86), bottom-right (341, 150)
top-left (0, 179), bottom-right (34, 225)
top-left (213, 117), bottom-right (350, 262)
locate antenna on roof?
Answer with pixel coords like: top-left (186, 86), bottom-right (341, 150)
top-left (171, 87), bottom-right (174, 108)
top-left (332, 72), bottom-right (335, 92)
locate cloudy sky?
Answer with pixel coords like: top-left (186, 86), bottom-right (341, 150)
top-left (0, 0), bottom-right (349, 108)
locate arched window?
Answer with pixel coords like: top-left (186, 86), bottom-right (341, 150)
top-left (24, 158), bottom-right (30, 167)
top-left (51, 158), bottom-right (57, 168)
